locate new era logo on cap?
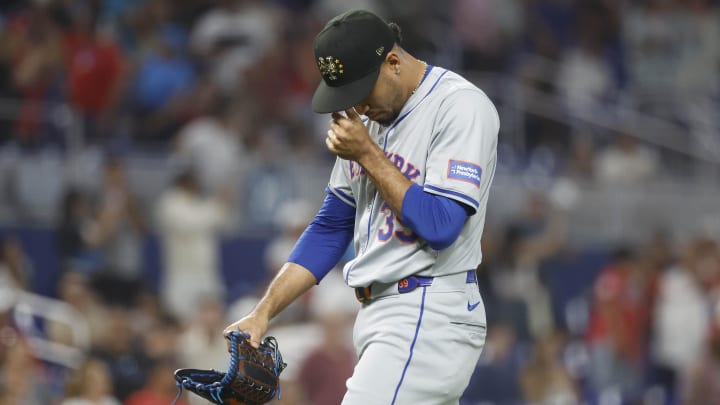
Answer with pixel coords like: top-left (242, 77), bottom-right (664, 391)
top-left (312, 10), bottom-right (396, 113)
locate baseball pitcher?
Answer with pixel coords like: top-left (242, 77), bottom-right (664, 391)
top-left (225, 9), bottom-right (499, 405)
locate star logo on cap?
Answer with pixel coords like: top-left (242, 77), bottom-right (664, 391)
top-left (318, 56), bottom-right (344, 81)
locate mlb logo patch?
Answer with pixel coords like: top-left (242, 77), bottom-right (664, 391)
top-left (447, 160), bottom-right (482, 187)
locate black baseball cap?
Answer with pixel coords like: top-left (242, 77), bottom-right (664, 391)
top-left (311, 10), bottom-right (395, 113)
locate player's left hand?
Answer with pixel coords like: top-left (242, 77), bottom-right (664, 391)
top-left (327, 108), bottom-right (376, 162)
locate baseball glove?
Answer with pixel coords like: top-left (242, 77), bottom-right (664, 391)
top-left (172, 330), bottom-right (287, 405)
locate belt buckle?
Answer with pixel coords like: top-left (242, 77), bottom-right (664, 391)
top-left (354, 286), bottom-right (371, 303)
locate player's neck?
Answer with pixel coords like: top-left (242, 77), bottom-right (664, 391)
top-left (405, 58), bottom-right (428, 100)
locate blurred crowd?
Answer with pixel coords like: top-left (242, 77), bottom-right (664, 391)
top-left (465, 194), bottom-right (720, 405)
top-left (0, 0), bottom-right (719, 404)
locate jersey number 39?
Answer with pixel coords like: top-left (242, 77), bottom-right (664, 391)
top-left (377, 202), bottom-right (418, 244)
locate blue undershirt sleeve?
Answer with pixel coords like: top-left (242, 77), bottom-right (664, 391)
top-left (287, 192), bottom-right (355, 283)
top-left (401, 183), bottom-right (470, 250)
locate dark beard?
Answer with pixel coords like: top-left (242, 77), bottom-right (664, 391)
top-left (375, 111), bottom-right (400, 126)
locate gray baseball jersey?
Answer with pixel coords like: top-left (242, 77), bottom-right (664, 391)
top-left (327, 67), bottom-right (499, 287)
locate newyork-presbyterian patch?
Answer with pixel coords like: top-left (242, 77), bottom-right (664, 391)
top-left (447, 160), bottom-right (482, 187)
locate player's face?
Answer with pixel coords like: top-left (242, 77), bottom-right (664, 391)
top-left (353, 65), bottom-right (405, 126)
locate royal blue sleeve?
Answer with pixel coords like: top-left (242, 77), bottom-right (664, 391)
top-left (287, 192), bottom-right (355, 283)
top-left (401, 183), bottom-right (470, 250)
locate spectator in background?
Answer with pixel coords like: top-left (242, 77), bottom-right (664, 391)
top-left (556, 1), bottom-right (617, 117)
top-left (675, 0), bottom-right (720, 155)
top-left (452, 0), bottom-right (524, 72)
top-left (155, 168), bottom-right (231, 322)
top-left (58, 170), bottom-right (133, 281)
top-left (240, 125), bottom-right (299, 229)
top-left (139, 314), bottom-right (181, 363)
top-left (125, 357), bottom-right (188, 405)
top-left (57, 188), bottom-right (102, 274)
top-left (685, 322), bottom-right (720, 405)
top-left (176, 296), bottom-right (231, 405)
top-left (462, 322), bottom-right (524, 405)
top-left (63, 0), bottom-right (125, 142)
top-left (281, 14), bottom-right (324, 119)
top-left (90, 158), bottom-right (147, 306)
top-left (61, 357), bottom-right (120, 405)
top-left (595, 132), bottom-right (658, 186)
top-left (562, 133), bottom-right (597, 182)
top-left (622, 0), bottom-right (683, 114)
top-left (519, 331), bottom-right (579, 405)
top-left (297, 269), bottom-right (357, 405)
top-left (490, 193), bottom-right (566, 340)
top-left (91, 308), bottom-right (147, 401)
top-left (130, 291), bottom-right (172, 339)
top-left (0, 335), bottom-right (53, 404)
top-left (189, 0), bottom-right (280, 94)
top-left (4, 1), bottom-right (66, 145)
top-left (0, 236), bottom-right (33, 290)
top-left (586, 248), bottom-right (655, 401)
top-left (265, 199), bottom-right (317, 271)
top-left (52, 271), bottom-right (108, 348)
top-left (675, 0), bottom-right (720, 100)
top-left (129, 0), bottom-right (196, 144)
top-left (652, 238), bottom-right (720, 402)
top-left (173, 86), bottom-right (247, 196)
top-left (514, 25), bottom-right (571, 155)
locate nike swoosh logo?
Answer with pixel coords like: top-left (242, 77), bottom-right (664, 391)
top-left (467, 301), bottom-right (481, 312)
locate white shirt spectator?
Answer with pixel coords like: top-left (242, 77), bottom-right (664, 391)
top-left (595, 137), bottom-right (658, 185)
top-left (155, 184), bottom-right (230, 321)
top-left (557, 48), bottom-right (613, 116)
top-left (176, 117), bottom-right (245, 195)
top-left (653, 266), bottom-right (709, 374)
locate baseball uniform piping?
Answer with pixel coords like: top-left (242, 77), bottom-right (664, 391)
top-left (423, 184), bottom-right (480, 210)
top-left (390, 286), bottom-right (427, 405)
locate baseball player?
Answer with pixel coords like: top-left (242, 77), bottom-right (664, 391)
top-left (225, 9), bottom-right (499, 405)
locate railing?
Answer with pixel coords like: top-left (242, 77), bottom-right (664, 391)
top-left (466, 55), bottom-right (720, 168)
top-left (0, 66), bottom-right (718, 239)
top-left (488, 175), bottom-right (720, 246)
top-left (10, 289), bottom-right (90, 368)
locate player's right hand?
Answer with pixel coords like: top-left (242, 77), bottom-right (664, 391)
top-left (223, 313), bottom-right (269, 349)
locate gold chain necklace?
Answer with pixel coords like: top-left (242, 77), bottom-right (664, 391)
top-left (411, 60), bottom-right (428, 96)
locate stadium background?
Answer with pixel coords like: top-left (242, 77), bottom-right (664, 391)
top-left (0, 0), bottom-right (719, 404)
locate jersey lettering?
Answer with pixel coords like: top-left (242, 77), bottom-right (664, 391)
top-left (349, 152), bottom-right (422, 182)
top-left (349, 161), bottom-right (366, 179)
top-left (377, 202), bottom-right (418, 243)
top-left (403, 163), bottom-right (421, 181)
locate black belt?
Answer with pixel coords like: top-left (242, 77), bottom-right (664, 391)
top-left (354, 270), bottom-right (477, 303)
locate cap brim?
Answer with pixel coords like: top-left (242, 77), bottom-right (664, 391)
top-left (312, 67), bottom-right (380, 113)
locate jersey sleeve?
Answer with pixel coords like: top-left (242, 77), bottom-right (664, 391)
top-left (326, 157), bottom-right (356, 208)
top-left (423, 88), bottom-right (499, 214)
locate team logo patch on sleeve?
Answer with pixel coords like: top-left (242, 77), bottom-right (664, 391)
top-left (447, 160), bottom-right (482, 187)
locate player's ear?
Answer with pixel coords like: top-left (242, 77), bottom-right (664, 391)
top-left (385, 51), bottom-right (401, 75)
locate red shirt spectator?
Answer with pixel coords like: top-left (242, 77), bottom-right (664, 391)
top-left (64, 32), bottom-right (123, 115)
top-left (297, 344), bottom-right (356, 405)
top-left (125, 390), bottom-right (188, 405)
top-left (587, 254), bottom-right (654, 363)
top-left (124, 357), bottom-right (187, 405)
